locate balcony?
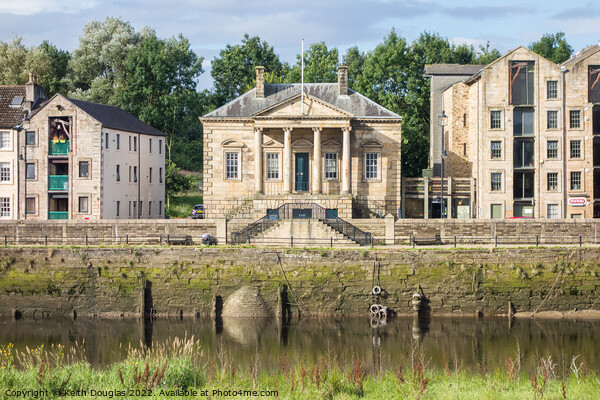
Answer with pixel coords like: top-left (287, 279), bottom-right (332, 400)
top-left (49, 140), bottom-right (69, 156)
top-left (48, 175), bottom-right (68, 191)
top-left (48, 211), bottom-right (68, 220)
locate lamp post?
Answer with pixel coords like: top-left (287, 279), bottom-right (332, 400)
top-left (438, 111), bottom-right (447, 218)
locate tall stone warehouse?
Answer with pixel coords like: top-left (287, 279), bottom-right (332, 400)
top-left (428, 44), bottom-right (600, 219)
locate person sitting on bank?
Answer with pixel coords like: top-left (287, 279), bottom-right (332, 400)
top-left (202, 233), bottom-right (211, 245)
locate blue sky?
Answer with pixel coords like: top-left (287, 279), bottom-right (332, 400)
top-left (1, 0), bottom-right (599, 89)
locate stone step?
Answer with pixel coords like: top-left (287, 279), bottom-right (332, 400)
top-left (252, 219), bottom-right (359, 246)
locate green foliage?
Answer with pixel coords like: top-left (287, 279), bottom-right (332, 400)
top-left (37, 41), bottom-right (71, 97)
top-left (165, 161), bottom-right (193, 212)
top-left (0, 37), bottom-right (55, 87)
top-left (286, 42), bottom-right (339, 83)
top-left (115, 32), bottom-right (204, 168)
top-left (211, 34), bottom-right (288, 103)
top-left (353, 30), bottom-right (501, 177)
top-left (529, 32), bottom-right (574, 64)
top-left (68, 17), bottom-right (142, 104)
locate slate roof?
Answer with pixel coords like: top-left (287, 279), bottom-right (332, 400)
top-left (562, 44), bottom-right (600, 68)
top-left (0, 86), bottom-right (27, 128)
top-left (424, 64), bottom-right (486, 76)
top-left (203, 83), bottom-right (401, 119)
top-left (67, 98), bottom-right (165, 136)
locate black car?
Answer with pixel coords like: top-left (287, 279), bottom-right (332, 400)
top-left (192, 204), bottom-right (204, 219)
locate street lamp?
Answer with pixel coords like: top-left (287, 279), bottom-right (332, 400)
top-left (438, 111), bottom-right (447, 218)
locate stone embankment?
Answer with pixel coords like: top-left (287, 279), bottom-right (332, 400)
top-left (1, 246), bottom-right (599, 319)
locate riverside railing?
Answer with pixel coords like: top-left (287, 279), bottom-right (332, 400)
top-left (231, 202), bottom-right (373, 246)
top-left (0, 233), bottom-right (598, 247)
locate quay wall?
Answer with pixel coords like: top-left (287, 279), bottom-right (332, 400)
top-left (1, 247), bottom-right (599, 319)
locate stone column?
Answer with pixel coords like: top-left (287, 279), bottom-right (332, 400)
top-left (254, 127), bottom-right (263, 194)
top-left (342, 126), bottom-right (351, 194)
top-left (312, 127), bottom-right (322, 194)
top-left (283, 127), bottom-right (292, 194)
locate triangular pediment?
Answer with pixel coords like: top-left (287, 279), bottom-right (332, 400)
top-left (254, 93), bottom-right (353, 118)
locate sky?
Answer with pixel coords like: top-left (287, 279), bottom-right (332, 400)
top-left (0, 0), bottom-right (599, 90)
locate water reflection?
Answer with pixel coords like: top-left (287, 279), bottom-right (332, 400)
top-left (1, 316), bottom-right (599, 374)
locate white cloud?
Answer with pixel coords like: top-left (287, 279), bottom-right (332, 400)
top-left (449, 37), bottom-right (487, 48)
top-left (0, 0), bottom-right (99, 15)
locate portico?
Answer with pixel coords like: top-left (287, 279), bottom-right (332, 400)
top-left (252, 121), bottom-right (352, 197)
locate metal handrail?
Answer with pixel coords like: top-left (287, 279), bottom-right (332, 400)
top-left (231, 202), bottom-right (373, 246)
top-left (353, 194), bottom-right (385, 218)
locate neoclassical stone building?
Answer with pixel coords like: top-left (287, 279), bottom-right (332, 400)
top-left (200, 66), bottom-right (402, 219)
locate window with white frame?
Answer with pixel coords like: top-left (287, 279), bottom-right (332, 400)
top-left (226, 152), bottom-right (239, 179)
top-left (490, 110), bottom-right (502, 129)
top-left (365, 152), bottom-right (378, 180)
top-left (547, 204), bottom-right (559, 219)
top-left (324, 152), bottom-right (338, 179)
top-left (0, 131), bottom-right (10, 149)
top-left (570, 171), bottom-right (582, 190)
top-left (0, 162), bottom-right (9, 182)
top-left (491, 141), bottom-right (502, 159)
top-left (547, 172), bottom-right (558, 191)
top-left (266, 153), bottom-right (279, 180)
top-left (491, 172), bottom-right (502, 191)
top-left (570, 110), bottom-right (581, 129)
top-left (547, 110), bottom-right (558, 129)
top-left (547, 81), bottom-right (558, 99)
top-left (0, 197), bottom-right (9, 217)
top-left (547, 140), bottom-right (558, 159)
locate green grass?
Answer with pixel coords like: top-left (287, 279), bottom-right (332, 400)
top-left (1, 340), bottom-right (600, 399)
top-left (167, 173), bottom-right (203, 219)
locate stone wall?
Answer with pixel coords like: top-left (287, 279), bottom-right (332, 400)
top-left (0, 220), bottom-right (217, 245)
top-left (1, 247), bottom-right (599, 320)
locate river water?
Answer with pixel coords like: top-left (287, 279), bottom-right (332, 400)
top-left (1, 316), bottom-right (599, 374)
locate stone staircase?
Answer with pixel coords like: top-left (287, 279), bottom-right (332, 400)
top-left (251, 219), bottom-right (360, 247)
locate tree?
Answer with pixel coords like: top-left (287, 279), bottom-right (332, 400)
top-left (529, 32), bottom-right (573, 64)
top-left (286, 42), bottom-right (339, 83)
top-left (344, 46), bottom-right (367, 88)
top-left (211, 34), bottom-right (287, 103)
top-left (165, 160), bottom-right (193, 209)
top-left (68, 17), bottom-right (142, 104)
top-left (37, 41), bottom-right (70, 96)
top-left (0, 37), bottom-right (54, 86)
top-left (116, 32), bottom-right (205, 170)
top-left (475, 42), bottom-right (502, 65)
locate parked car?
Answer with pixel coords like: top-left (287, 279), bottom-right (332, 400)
top-left (192, 204), bottom-right (204, 219)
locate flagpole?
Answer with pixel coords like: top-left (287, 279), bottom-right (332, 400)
top-left (301, 39), bottom-right (304, 116)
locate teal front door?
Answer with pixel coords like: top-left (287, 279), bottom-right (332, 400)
top-left (295, 153), bottom-right (309, 191)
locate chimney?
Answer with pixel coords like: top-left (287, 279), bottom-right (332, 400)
top-left (338, 65), bottom-right (348, 96)
top-left (255, 66), bottom-right (265, 98)
top-left (25, 72), bottom-right (36, 102)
